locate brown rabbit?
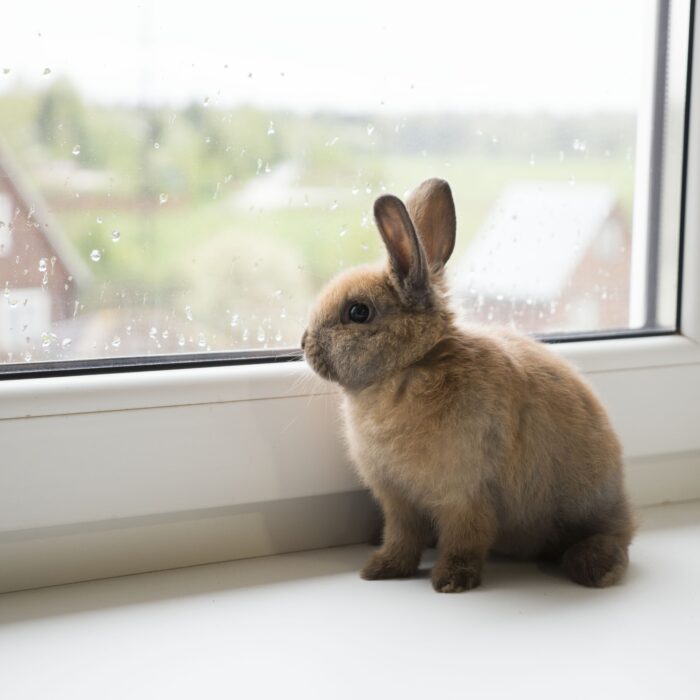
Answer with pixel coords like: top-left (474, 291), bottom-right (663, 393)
top-left (302, 178), bottom-right (634, 592)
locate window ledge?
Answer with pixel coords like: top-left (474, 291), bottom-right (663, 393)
top-left (1, 499), bottom-right (698, 699)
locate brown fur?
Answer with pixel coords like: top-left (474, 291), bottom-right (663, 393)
top-left (303, 178), bottom-right (634, 592)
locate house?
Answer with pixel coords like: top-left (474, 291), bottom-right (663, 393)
top-left (451, 182), bottom-right (631, 334)
top-left (0, 141), bottom-right (90, 359)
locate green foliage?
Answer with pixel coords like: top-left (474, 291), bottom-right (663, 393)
top-left (0, 80), bottom-right (637, 343)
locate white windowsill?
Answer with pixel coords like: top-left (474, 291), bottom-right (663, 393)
top-left (1, 499), bottom-right (698, 700)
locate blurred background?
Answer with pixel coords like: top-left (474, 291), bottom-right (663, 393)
top-left (0, 0), bottom-right (668, 364)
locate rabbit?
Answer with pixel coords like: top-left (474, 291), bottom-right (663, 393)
top-left (302, 178), bottom-right (634, 593)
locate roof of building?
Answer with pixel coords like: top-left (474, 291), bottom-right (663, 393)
top-left (451, 182), bottom-right (620, 301)
top-left (0, 139), bottom-right (91, 288)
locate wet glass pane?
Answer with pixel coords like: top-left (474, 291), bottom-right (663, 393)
top-left (0, 0), bottom-right (690, 366)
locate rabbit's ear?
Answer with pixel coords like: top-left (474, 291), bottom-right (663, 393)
top-left (374, 194), bottom-right (429, 295)
top-left (405, 178), bottom-right (456, 273)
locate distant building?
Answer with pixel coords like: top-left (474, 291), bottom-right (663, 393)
top-left (0, 142), bottom-right (90, 357)
top-left (452, 183), bottom-right (631, 334)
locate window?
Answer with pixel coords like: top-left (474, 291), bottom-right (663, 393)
top-left (0, 0), bottom-right (692, 372)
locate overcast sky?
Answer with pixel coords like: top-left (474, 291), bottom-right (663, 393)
top-left (0, 0), bottom-right (653, 114)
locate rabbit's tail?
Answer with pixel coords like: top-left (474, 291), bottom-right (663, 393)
top-left (562, 532), bottom-right (631, 587)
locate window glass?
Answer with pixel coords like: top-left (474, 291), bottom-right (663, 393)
top-left (0, 0), bottom-right (690, 366)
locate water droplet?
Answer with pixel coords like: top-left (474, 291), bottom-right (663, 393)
top-left (38, 258), bottom-right (47, 272)
top-left (256, 327), bottom-right (265, 343)
top-left (274, 330), bottom-right (283, 343)
top-left (111, 336), bottom-right (121, 348)
top-left (42, 67), bottom-right (51, 76)
top-left (267, 121), bottom-right (275, 135)
top-left (365, 184), bottom-right (372, 194)
top-left (185, 305), bottom-right (193, 321)
top-left (529, 153), bottom-right (536, 166)
top-left (339, 225), bottom-right (348, 237)
top-left (568, 175), bottom-right (576, 186)
top-left (326, 136), bottom-right (339, 147)
top-left (248, 72), bottom-right (253, 78)
top-left (280, 307), bottom-right (287, 319)
top-left (366, 124), bottom-right (375, 136)
top-left (159, 193), bottom-right (168, 204)
top-left (8, 298), bottom-right (17, 308)
top-left (153, 142), bottom-right (160, 150)
top-left (177, 334), bottom-right (186, 347)
top-left (71, 144), bottom-right (81, 156)
top-left (41, 332), bottom-right (51, 348)
top-left (230, 313), bottom-right (239, 327)
top-left (204, 135), bottom-right (211, 144)
top-left (162, 329), bottom-right (169, 339)
top-left (264, 162), bottom-right (271, 174)
top-left (351, 185), bottom-right (359, 195)
top-left (61, 338), bottom-right (72, 349)
top-left (197, 332), bottom-right (207, 348)
top-left (149, 327), bottom-right (158, 339)
top-left (90, 249), bottom-right (101, 262)
top-left (330, 200), bottom-right (338, 211)
top-left (2, 68), bottom-right (9, 75)
top-left (242, 328), bottom-right (250, 341)
top-left (95, 216), bottom-right (103, 224)
top-left (360, 214), bottom-right (369, 228)
top-left (360, 243), bottom-right (369, 252)
top-left (23, 351), bottom-right (32, 362)
top-left (203, 96), bottom-right (210, 106)
top-left (111, 230), bottom-right (120, 242)
top-left (303, 194), bottom-right (309, 207)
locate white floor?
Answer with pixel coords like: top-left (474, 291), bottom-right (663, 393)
top-left (1, 501), bottom-right (699, 700)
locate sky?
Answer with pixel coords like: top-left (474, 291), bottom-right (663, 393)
top-left (0, 0), bottom-right (654, 114)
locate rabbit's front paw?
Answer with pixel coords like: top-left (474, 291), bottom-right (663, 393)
top-left (431, 555), bottom-right (482, 593)
top-left (360, 549), bottom-right (419, 580)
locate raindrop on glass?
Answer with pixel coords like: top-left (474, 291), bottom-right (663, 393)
top-left (96, 216), bottom-right (103, 224)
top-left (71, 145), bottom-right (81, 156)
top-left (43, 67), bottom-right (51, 76)
top-left (203, 96), bottom-right (210, 106)
top-left (267, 121), bottom-right (275, 135)
top-left (366, 124), bottom-right (375, 136)
top-left (159, 193), bottom-right (168, 204)
top-left (197, 333), bottom-right (207, 348)
top-left (111, 230), bottom-right (120, 242)
top-left (61, 338), bottom-right (72, 349)
top-left (256, 327), bottom-right (265, 343)
top-left (38, 258), bottom-right (47, 272)
top-left (90, 249), bottom-right (101, 262)
top-left (185, 305), bottom-right (193, 321)
top-left (339, 225), bottom-right (348, 237)
top-left (177, 334), bottom-right (186, 347)
top-left (274, 330), bottom-right (283, 343)
top-left (111, 336), bottom-right (121, 348)
top-left (330, 200), bottom-right (338, 211)
top-left (351, 185), bottom-right (359, 195)
top-left (2, 68), bottom-right (9, 75)
top-left (154, 142), bottom-right (160, 150)
top-left (230, 313), bottom-right (239, 327)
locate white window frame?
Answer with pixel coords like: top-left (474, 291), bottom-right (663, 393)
top-left (1, 5), bottom-right (699, 593)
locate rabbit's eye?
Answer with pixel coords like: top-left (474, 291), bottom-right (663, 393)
top-left (346, 302), bottom-right (372, 324)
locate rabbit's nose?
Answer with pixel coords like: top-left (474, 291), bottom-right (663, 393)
top-left (301, 329), bottom-right (308, 350)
